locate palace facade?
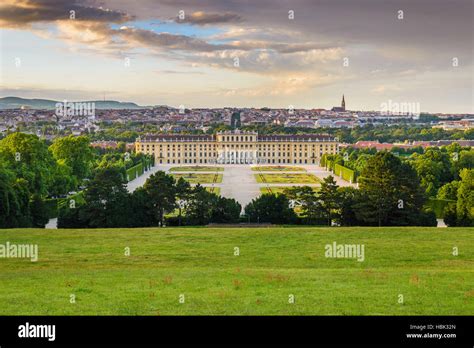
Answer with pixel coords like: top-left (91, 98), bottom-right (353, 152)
top-left (135, 130), bottom-right (339, 165)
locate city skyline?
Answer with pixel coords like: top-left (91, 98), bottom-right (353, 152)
top-left (1, 0), bottom-right (473, 113)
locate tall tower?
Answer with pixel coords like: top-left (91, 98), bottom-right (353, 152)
top-left (341, 94), bottom-right (346, 111)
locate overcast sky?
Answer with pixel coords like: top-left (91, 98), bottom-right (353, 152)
top-left (1, 0), bottom-right (472, 112)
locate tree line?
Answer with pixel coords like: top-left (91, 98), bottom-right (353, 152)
top-left (59, 152), bottom-right (468, 228)
top-left (324, 144), bottom-right (473, 226)
top-left (31, 121), bottom-right (472, 145)
top-left (58, 169), bottom-right (242, 228)
top-left (246, 152), bottom-right (439, 226)
top-left (0, 132), bottom-right (152, 228)
top-left (225, 124), bottom-right (474, 144)
top-left (1, 132), bottom-right (472, 229)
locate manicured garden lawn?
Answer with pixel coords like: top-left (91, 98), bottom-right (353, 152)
top-left (255, 173), bottom-right (320, 184)
top-left (260, 186), bottom-right (319, 195)
top-left (205, 187), bottom-right (221, 195)
top-left (252, 166), bottom-right (306, 172)
top-left (169, 166), bottom-right (224, 172)
top-left (172, 173), bottom-right (223, 184)
top-left (0, 227), bottom-right (472, 315)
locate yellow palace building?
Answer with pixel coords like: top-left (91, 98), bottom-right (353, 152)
top-left (135, 130), bottom-right (339, 165)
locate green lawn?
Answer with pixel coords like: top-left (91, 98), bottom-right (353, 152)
top-left (252, 166), bottom-right (306, 172)
top-left (169, 166), bottom-right (224, 172)
top-left (255, 173), bottom-right (320, 184)
top-left (0, 227), bottom-right (472, 315)
top-left (260, 186), bottom-right (319, 195)
top-left (205, 187), bottom-right (221, 195)
top-left (172, 173), bottom-right (223, 184)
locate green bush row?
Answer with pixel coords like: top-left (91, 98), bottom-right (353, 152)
top-left (334, 163), bottom-right (357, 183)
top-left (44, 191), bottom-right (86, 219)
top-left (323, 157), bottom-right (356, 183)
top-left (426, 198), bottom-right (456, 218)
top-left (43, 198), bottom-right (59, 219)
top-left (43, 157), bottom-right (154, 220)
top-left (126, 157), bottom-right (154, 182)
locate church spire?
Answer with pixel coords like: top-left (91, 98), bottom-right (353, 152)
top-left (341, 94), bottom-right (346, 111)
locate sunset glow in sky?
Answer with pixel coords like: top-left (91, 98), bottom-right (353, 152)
top-left (1, 0), bottom-right (473, 112)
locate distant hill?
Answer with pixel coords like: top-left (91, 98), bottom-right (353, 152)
top-left (0, 97), bottom-right (144, 110)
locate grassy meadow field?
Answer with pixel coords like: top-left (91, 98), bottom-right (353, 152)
top-left (260, 186), bottom-right (319, 194)
top-left (205, 187), bottom-right (221, 195)
top-left (255, 173), bottom-right (320, 184)
top-left (169, 166), bottom-right (224, 172)
top-left (252, 166), bottom-right (306, 172)
top-left (171, 173), bottom-right (223, 184)
top-left (0, 227), bottom-right (473, 315)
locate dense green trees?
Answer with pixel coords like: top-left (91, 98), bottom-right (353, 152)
top-left (181, 185), bottom-right (239, 225)
top-left (444, 169), bottom-right (474, 227)
top-left (284, 186), bottom-right (320, 223)
top-left (81, 167), bottom-right (130, 228)
top-left (318, 176), bottom-right (342, 226)
top-left (456, 169), bottom-right (473, 225)
top-left (0, 162), bottom-right (51, 228)
top-left (0, 133), bottom-right (59, 227)
top-left (175, 177), bottom-right (191, 226)
top-left (244, 194), bottom-right (297, 224)
top-left (1, 130), bottom-right (471, 229)
top-left (0, 164), bottom-right (25, 227)
top-left (437, 181), bottom-right (460, 201)
top-left (0, 133), bottom-right (101, 228)
top-left (276, 179), bottom-right (345, 226)
top-left (49, 160), bottom-right (77, 197)
top-left (451, 148), bottom-right (474, 180)
top-left (29, 194), bottom-right (50, 228)
top-left (328, 144), bottom-right (472, 227)
top-left (355, 152), bottom-right (432, 226)
top-left (58, 170), bottom-right (241, 228)
top-left (233, 124), bottom-right (473, 143)
top-left (184, 185), bottom-right (216, 225)
top-left (210, 196), bottom-right (242, 224)
top-left (144, 171), bottom-right (178, 226)
top-left (337, 187), bottom-right (361, 226)
top-left (245, 166), bottom-right (436, 227)
top-left (0, 132), bottom-right (157, 228)
top-left (50, 135), bottom-right (93, 181)
top-left (0, 132), bottom-right (55, 195)
top-left (410, 148), bottom-right (452, 196)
